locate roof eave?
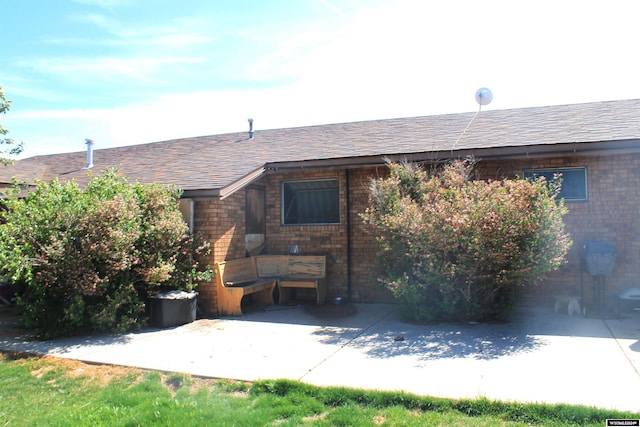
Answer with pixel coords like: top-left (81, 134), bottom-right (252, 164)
top-left (183, 138), bottom-right (640, 199)
top-left (264, 138), bottom-right (640, 170)
top-left (182, 166), bottom-right (267, 200)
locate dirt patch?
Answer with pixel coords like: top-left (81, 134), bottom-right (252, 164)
top-left (65, 360), bottom-right (144, 386)
top-left (43, 356), bottom-right (144, 386)
top-left (188, 376), bottom-right (215, 393)
top-left (4, 351), bottom-right (239, 395)
top-left (3, 352), bottom-right (145, 386)
top-left (159, 372), bottom-right (247, 397)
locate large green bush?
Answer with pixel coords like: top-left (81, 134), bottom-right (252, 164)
top-left (362, 159), bottom-right (572, 322)
top-left (0, 169), bottom-right (211, 338)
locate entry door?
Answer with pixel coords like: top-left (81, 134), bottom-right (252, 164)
top-left (245, 187), bottom-right (266, 255)
top-left (246, 187), bottom-right (265, 234)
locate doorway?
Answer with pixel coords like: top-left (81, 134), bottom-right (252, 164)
top-left (245, 186), bottom-right (266, 255)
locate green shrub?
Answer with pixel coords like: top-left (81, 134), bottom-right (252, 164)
top-left (362, 159), bottom-right (572, 322)
top-left (0, 169), bottom-right (211, 338)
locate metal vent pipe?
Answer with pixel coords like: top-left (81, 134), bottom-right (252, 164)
top-left (83, 139), bottom-right (94, 169)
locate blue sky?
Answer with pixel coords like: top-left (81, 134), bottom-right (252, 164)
top-left (2, 0), bottom-right (640, 158)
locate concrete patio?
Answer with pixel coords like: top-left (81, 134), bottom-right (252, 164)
top-left (1, 303), bottom-right (639, 412)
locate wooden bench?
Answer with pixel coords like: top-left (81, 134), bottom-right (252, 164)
top-left (214, 257), bottom-right (277, 316)
top-left (256, 255), bottom-right (327, 306)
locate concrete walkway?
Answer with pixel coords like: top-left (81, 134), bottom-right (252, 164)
top-left (1, 303), bottom-right (639, 412)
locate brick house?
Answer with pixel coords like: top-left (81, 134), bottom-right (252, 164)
top-left (2, 98), bottom-right (640, 315)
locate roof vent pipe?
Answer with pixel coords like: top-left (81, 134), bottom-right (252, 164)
top-left (248, 118), bottom-right (254, 139)
top-left (83, 139), bottom-right (94, 169)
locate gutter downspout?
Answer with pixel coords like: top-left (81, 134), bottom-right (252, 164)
top-left (189, 198), bottom-right (195, 235)
top-left (346, 168), bottom-right (352, 302)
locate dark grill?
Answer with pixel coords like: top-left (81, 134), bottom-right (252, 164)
top-left (579, 241), bottom-right (616, 316)
top-left (579, 241), bottom-right (616, 276)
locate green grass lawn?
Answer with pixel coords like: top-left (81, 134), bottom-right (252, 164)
top-left (0, 352), bottom-right (637, 426)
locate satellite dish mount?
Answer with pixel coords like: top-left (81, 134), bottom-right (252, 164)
top-left (450, 88), bottom-right (493, 155)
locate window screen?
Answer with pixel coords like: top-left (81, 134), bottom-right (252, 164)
top-left (282, 179), bottom-right (340, 225)
top-left (523, 167), bottom-right (587, 201)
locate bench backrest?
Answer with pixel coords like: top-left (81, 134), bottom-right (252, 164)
top-left (217, 255), bottom-right (327, 286)
top-left (255, 255), bottom-right (289, 278)
top-left (286, 255), bottom-right (326, 279)
top-left (256, 255), bottom-right (326, 279)
top-left (216, 257), bottom-right (258, 287)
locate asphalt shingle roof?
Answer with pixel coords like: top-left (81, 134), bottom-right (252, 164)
top-left (2, 98), bottom-right (640, 194)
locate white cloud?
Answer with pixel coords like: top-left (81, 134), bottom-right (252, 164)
top-left (69, 10), bottom-right (214, 50)
top-left (317, 0), bottom-right (348, 18)
top-left (71, 0), bottom-right (131, 9)
top-left (278, 0), bottom-right (640, 112)
top-left (17, 56), bottom-right (206, 84)
top-left (11, 0), bottom-right (640, 159)
top-left (141, 34), bottom-right (212, 48)
top-left (72, 12), bottom-right (115, 29)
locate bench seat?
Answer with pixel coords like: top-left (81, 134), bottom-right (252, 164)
top-left (215, 254), bottom-right (328, 315)
top-left (215, 258), bottom-right (276, 316)
top-left (258, 255), bottom-right (327, 305)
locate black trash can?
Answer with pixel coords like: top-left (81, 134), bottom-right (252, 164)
top-left (148, 291), bottom-right (198, 328)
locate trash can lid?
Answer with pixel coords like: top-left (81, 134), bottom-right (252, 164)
top-left (150, 290), bottom-right (198, 299)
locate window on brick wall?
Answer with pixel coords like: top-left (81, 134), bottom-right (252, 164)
top-left (282, 179), bottom-right (340, 225)
top-left (523, 167), bottom-right (587, 201)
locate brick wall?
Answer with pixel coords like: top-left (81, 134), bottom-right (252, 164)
top-left (195, 168), bottom-right (395, 310)
top-left (347, 167), bottom-right (394, 303)
top-left (262, 153), bottom-right (640, 306)
top-left (263, 170), bottom-right (349, 301)
top-left (191, 199), bottom-right (217, 316)
top-left (261, 168), bottom-right (395, 303)
top-left (192, 193), bottom-right (246, 316)
top-left (194, 151), bottom-right (640, 314)
top-left (476, 153), bottom-right (640, 304)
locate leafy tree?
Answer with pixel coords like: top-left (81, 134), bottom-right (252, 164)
top-left (362, 159), bottom-right (572, 322)
top-left (0, 169), bottom-right (211, 338)
top-left (0, 85), bottom-right (24, 164)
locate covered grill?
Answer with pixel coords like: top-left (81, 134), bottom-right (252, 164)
top-left (579, 241), bottom-right (616, 276)
top-left (579, 241), bottom-right (616, 316)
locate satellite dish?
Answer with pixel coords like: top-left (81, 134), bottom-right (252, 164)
top-left (451, 88), bottom-right (493, 153)
top-left (475, 87), bottom-right (493, 106)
